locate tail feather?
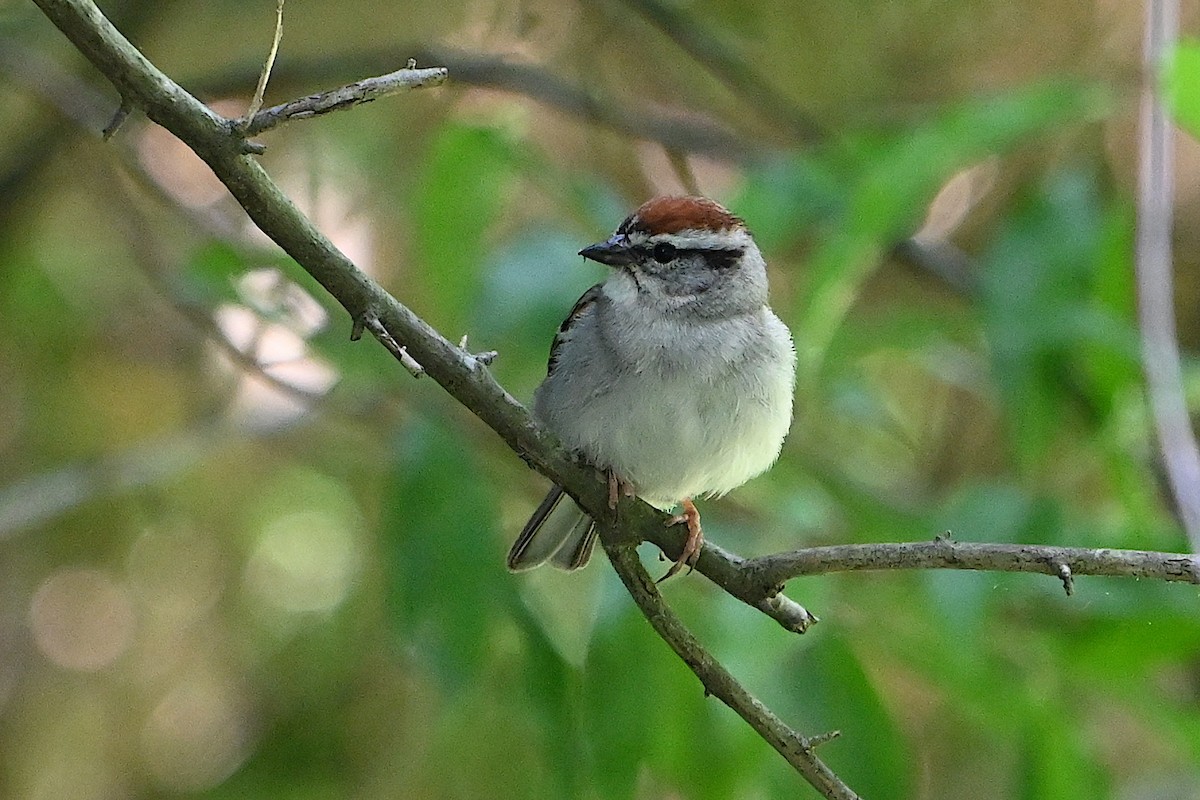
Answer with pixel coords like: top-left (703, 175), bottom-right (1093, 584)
top-left (549, 514), bottom-right (597, 570)
top-left (507, 485), bottom-right (597, 571)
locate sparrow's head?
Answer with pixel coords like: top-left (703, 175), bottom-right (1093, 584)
top-left (580, 196), bottom-right (769, 317)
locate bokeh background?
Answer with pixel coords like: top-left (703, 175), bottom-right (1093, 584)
top-left (2, 0), bottom-right (1200, 797)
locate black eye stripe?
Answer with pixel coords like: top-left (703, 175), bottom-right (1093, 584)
top-left (633, 245), bottom-right (744, 267)
top-left (703, 247), bottom-right (743, 270)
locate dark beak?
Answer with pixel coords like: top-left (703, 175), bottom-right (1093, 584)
top-left (579, 236), bottom-right (637, 267)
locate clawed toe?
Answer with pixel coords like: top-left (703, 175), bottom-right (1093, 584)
top-left (658, 498), bottom-right (703, 582)
top-left (607, 470), bottom-right (636, 511)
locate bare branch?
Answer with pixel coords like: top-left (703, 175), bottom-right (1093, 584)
top-left (742, 538), bottom-right (1200, 590)
top-left (186, 48), bottom-right (759, 162)
top-left (240, 64), bottom-right (448, 136)
top-left (601, 540), bottom-right (859, 800)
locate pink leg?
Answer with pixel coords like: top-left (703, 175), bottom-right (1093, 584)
top-left (607, 471), bottom-right (636, 511)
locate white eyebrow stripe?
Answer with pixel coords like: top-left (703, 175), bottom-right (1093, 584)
top-left (647, 228), bottom-right (752, 250)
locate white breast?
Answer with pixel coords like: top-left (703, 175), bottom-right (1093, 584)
top-left (535, 294), bottom-right (795, 509)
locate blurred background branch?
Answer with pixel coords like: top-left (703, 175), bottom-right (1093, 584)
top-left (610, 0), bottom-right (826, 143)
top-left (1136, 0), bottom-right (1200, 551)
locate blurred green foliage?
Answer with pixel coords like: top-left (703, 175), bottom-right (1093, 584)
top-left (1166, 39), bottom-right (1200, 140)
top-left (1, 0), bottom-right (1199, 798)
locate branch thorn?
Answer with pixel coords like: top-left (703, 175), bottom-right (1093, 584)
top-left (756, 593), bottom-right (818, 634)
top-left (360, 312), bottom-right (424, 377)
top-left (459, 333), bottom-right (497, 367)
top-left (804, 730), bottom-right (842, 750)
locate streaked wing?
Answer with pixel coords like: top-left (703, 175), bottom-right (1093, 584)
top-left (546, 283), bottom-right (602, 377)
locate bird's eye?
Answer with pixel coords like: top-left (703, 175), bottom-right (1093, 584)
top-left (651, 242), bottom-right (677, 263)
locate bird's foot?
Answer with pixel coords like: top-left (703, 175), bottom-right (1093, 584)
top-left (659, 498), bottom-right (702, 582)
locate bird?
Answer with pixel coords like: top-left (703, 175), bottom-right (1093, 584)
top-left (506, 196), bottom-right (796, 579)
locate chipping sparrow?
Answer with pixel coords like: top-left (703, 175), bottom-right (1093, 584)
top-left (507, 196), bottom-right (796, 578)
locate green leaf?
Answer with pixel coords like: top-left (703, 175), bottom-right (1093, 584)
top-left (797, 81), bottom-right (1110, 382)
top-left (381, 418), bottom-right (515, 687)
top-left (980, 169), bottom-right (1133, 466)
top-left (183, 241), bottom-right (251, 306)
top-left (1019, 713), bottom-right (1109, 800)
top-left (782, 633), bottom-right (912, 798)
top-left (583, 592), bottom-right (783, 799)
top-left (1164, 40), bottom-right (1200, 140)
top-left (733, 155), bottom-right (846, 251)
top-left (413, 124), bottom-right (515, 332)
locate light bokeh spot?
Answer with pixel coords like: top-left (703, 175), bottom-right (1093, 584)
top-left (244, 509), bottom-right (362, 615)
top-left (30, 569), bottom-right (135, 672)
top-left (140, 674), bottom-right (252, 792)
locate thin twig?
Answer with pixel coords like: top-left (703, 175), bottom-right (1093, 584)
top-left (1136, 0), bottom-right (1200, 550)
top-left (601, 539), bottom-right (859, 800)
top-left (183, 49), bottom-right (981, 296)
top-left (245, 0), bottom-right (285, 122)
top-left (634, 530), bottom-right (1198, 631)
top-left (240, 64), bottom-right (448, 136)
